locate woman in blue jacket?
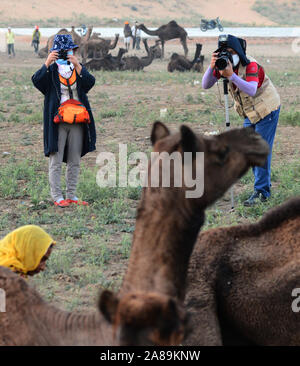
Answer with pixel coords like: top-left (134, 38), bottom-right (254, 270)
top-left (32, 34), bottom-right (96, 207)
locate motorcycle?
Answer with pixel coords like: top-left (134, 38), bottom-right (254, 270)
top-left (200, 17), bottom-right (224, 32)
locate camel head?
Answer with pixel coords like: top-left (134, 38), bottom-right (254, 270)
top-left (149, 121), bottom-right (269, 208)
top-left (99, 290), bottom-right (190, 346)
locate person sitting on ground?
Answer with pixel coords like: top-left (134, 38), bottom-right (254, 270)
top-left (0, 225), bottom-right (55, 277)
top-left (32, 34), bottom-right (96, 207)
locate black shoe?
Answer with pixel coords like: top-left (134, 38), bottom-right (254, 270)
top-left (243, 191), bottom-right (268, 206)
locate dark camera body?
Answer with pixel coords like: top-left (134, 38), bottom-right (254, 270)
top-left (58, 49), bottom-right (68, 60)
top-left (215, 49), bottom-right (233, 71)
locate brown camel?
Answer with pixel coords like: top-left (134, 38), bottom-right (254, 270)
top-left (168, 43), bottom-right (204, 72)
top-left (38, 27), bottom-right (92, 58)
top-left (121, 44), bottom-right (155, 71)
top-left (143, 38), bottom-right (162, 59)
top-left (38, 28), bottom-right (69, 58)
top-left (184, 197), bottom-right (300, 346)
top-left (84, 48), bottom-right (127, 71)
top-left (81, 34), bottom-right (119, 63)
top-left (138, 20), bottom-right (189, 58)
top-left (0, 122), bottom-right (269, 346)
top-left (70, 26), bottom-right (82, 46)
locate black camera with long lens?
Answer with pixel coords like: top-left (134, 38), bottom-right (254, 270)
top-left (215, 50), bottom-right (233, 71)
top-left (215, 34), bottom-right (233, 71)
top-left (58, 49), bottom-right (68, 60)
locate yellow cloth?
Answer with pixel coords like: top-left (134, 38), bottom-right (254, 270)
top-left (6, 32), bottom-right (15, 44)
top-left (0, 225), bottom-right (55, 274)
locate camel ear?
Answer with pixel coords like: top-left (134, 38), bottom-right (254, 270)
top-left (151, 121), bottom-right (170, 145)
top-left (180, 125), bottom-right (202, 158)
top-left (154, 299), bottom-right (187, 345)
top-left (99, 290), bottom-right (119, 323)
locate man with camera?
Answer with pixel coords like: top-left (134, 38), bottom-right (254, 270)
top-left (202, 34), bottom-right (280, 206)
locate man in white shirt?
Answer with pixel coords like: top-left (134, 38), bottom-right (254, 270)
top-left (132, 21), bottom-right (141, 50)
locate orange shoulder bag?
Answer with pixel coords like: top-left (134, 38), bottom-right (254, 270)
top-left (54, 70), bottom-right (90, 124)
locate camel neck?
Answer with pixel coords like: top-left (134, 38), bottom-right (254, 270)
top-left (140, 26), bottom-right (158, 36)
top-left (38, 305), bottom-right (112, 345)
top-left (120, 191), bottom-right (204, 300)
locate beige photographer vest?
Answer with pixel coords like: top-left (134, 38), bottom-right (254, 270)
top-left (229, 56), bottom-right (280, 123)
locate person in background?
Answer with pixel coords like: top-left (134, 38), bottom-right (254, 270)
top-left (32, 25), bottom-right (41, 53)
top-left (123, 21), bottom-right (132, 51)
top-left (0, 225), bottom-right (55, 277)
top-left (132, 21), bottom-right (141, 50)
top-left (32, 34), bottom-right (96, 208)
top-left (6, 27), bottom-right (15, 58)
top-left (202, 34), bottom-right (280, 206)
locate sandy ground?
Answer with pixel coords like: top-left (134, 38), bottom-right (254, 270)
top-left (0, 0), bottom-right (275, 25)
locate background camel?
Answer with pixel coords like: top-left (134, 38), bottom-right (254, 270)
top-left (38, 26), bottom-right (92, 58)
top-left (38, 28), bottom-right (69, 58)
top-left (81, 34), bottom-right (119, 63)
top-left (84, 48), bottom-right (127, 71)
top-left (121, 44), bottom-right (155, 71)
top-left (184, 197), bottom-right (300, 346)
top-left (143, 38), bottom-right (162, 59)
top-left (138, 20), bottom-right (189, 58)
top-left (0, 122), bottom-right (269, 346)
top-left (168, 43), bottom-right (204, 72)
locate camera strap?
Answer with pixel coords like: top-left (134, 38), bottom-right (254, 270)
top-left (66, 79), bottom-right (73, 100)
top-left (58, 68), bottom-right (76, 100)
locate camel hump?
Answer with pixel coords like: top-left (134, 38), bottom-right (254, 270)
top-left (169, 20), bottom-right (179, 27)
top-left (257, 197), bottom-right (300, 232)
top-left (0, 266), bottom-right (45, 306)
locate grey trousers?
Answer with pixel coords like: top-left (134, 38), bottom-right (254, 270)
top-left (49, 123), bottom-right (83, 201)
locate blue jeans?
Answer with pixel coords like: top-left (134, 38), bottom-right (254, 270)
top-left (243, 107), bottom-right (280, 198)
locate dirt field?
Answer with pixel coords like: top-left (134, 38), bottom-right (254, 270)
top-left (0, 35), bottom-right (299, 312)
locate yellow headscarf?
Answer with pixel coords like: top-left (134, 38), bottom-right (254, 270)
top-left (0, 225), bottom-right (56, 274)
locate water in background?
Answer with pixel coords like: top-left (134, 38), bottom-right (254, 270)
top-left (1, 27), bottom-right (300, 38)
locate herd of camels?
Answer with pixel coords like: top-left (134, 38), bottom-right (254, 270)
top-left (1, 121), bottom-right (299, 346)
top-left (37, 21), bottom-right (205, 72)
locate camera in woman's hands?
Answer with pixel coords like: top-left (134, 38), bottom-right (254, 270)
top-left (58, 49), bottom-right (68, 60)
top-left (215, 50), bottom-right (233, 71)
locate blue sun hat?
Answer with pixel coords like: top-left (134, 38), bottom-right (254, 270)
top-left (50, 34), bottom-right (78, 52)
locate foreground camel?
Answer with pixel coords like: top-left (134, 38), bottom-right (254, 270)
top-left (0, 122), bottom-right (269, 346)
top-left (138, 20), bottom-right (188, 58)
top-left (168, 43), bottom-right (204, 72)
top-left (184, 197), bottom-right (300, 345)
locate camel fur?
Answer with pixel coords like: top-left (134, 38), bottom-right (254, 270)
top-left (84, 48), bottom-right (127, 71)
top-left (143, 38), bottom-right (162, 59)
top-left (121, 45), bottom-right (155, 71)
top-left (184, 197), bottom-right (300, 345)
top-left (168, 43), bottom-right (204, 72)
top-left (81, 34), bottom-right (119, 63)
